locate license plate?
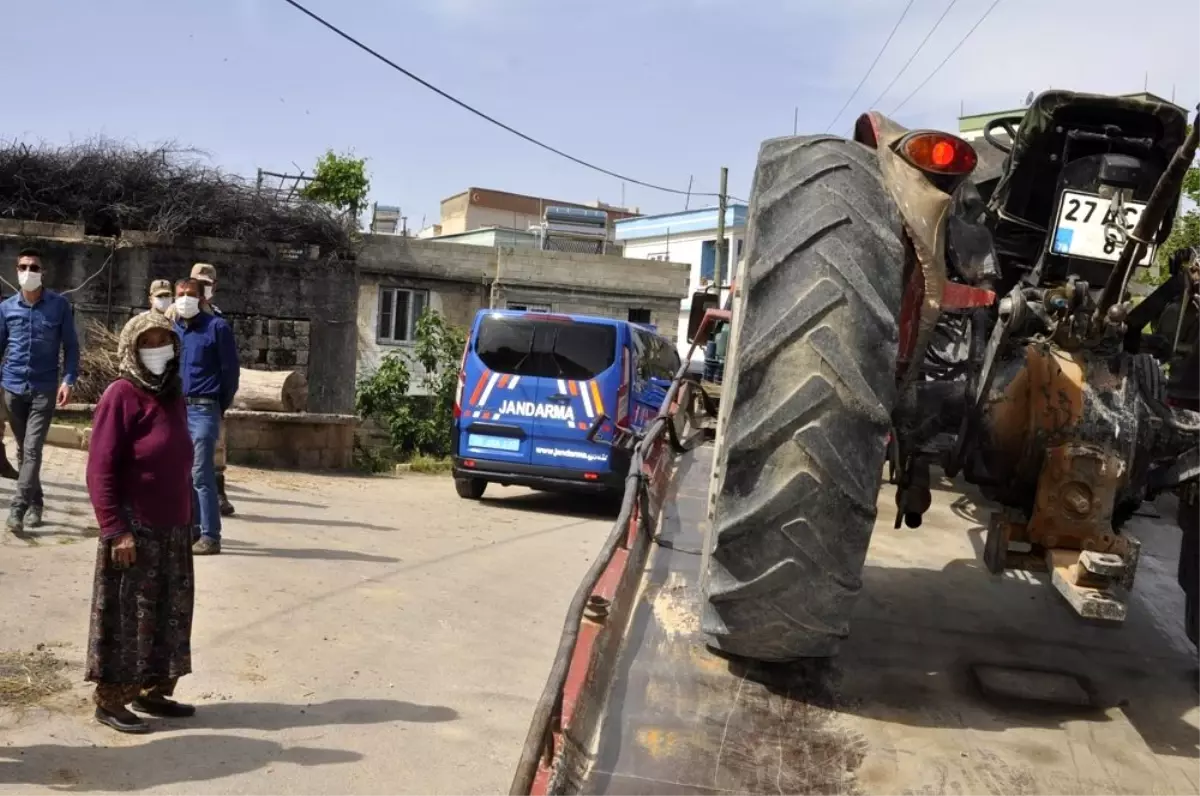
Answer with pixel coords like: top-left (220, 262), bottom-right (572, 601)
top-left (467, 434), bottom-right (520, 452)
top-left (1051, 190), bottom-right (1156, 265)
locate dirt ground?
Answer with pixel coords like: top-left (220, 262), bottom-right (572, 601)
top-left (0, 446), bottom-right (614, 795)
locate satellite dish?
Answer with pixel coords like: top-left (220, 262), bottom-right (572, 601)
top-left (1024, 91), bottom-right (1034, 106)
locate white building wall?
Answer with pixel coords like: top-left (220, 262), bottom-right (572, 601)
top-left (621, 229), bottom-right (744, 360)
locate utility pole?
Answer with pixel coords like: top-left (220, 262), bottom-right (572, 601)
top-left (793, 107), bottom-right (798, 135)
top-left (714, 166), bottom-right (729, 299)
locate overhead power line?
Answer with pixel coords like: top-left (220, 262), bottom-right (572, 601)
top-left (866, 0), bottom-right (960, 112)
top-left (277, 0), bottom-right (744, 203)
top-left (823, 0), bottom-right (916, 132)
top-left (890, 0), bottom-right (1003, 116)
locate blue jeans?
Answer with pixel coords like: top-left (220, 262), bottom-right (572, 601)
top-left (187, 403), bottom-right (222, 541)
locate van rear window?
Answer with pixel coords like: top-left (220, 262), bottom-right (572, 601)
top-left (475, 315), bottom-right (617, 380)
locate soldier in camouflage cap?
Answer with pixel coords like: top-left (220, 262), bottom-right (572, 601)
top-left (144, 279), bottom-right (173, 315)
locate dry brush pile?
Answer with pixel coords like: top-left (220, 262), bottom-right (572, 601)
top-left (74, 320), bottom-right (122, 405)
top-left (0, 138), bottom-right (354, 252)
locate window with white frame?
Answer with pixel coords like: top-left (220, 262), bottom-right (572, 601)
top-left (507, 302), bottom-right (552, 312)
top-left (377, 287), bottom-right (429, 343)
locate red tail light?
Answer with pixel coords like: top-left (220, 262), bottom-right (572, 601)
top-left (452, 340), bottom-right (469, 419)
top-left (895, 131), bottom-right (977, 176)
top-left (616, 347), bottom-right (631, 427)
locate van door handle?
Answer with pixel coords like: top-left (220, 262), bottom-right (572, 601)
top-left (548, 393), bottom-right (571, 403)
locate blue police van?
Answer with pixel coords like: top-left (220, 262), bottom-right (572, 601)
top-left (452, 309), bottom-right (681, 499)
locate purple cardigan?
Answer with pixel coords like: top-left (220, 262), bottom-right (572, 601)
top-left (86, 379), bottom-right (193, 540)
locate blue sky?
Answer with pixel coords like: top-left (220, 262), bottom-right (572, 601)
top-left (5, 0), bottom-right (1198, 228)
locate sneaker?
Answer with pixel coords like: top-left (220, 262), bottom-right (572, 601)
top-left (5, 507), bottom-right (24, 535)
top-left (132, 695), bottom-right (196, 718)
top-left (192, 536), bottom-right (221, 555)
top-left (26, 505), bottom-right (43, 528)
top-left (95, 706), bottom-right (151, 734)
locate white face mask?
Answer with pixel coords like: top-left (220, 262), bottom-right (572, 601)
top-left (138, 344), bottom-right (175, 376)
top-left (203, 284), bottom-right (215, 300)
top-left (175, 295), bottom-right (200, 319)
top-left (17, 269), bottom-right (42, 291)
top-left (152, 296), bottom-right (172, 312)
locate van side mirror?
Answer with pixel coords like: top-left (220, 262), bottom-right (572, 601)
top-left (686, 291), bottom-right (720, 344)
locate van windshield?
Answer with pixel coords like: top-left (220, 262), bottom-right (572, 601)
top-left (475, 315), bottom-right (617, 380)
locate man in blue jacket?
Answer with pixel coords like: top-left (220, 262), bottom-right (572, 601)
top-left (0, 248), bottom-right (80, 533)
top-left (173, 277), bottom-right (240, 555)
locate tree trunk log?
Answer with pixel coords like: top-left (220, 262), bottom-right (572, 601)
top-left (232, 369), bottom-right (308, 413)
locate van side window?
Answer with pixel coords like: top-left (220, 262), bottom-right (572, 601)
top-left (633, 330), bottom-right (678, 382)
top-left (661, 342), bottom-right (681, 377)
top-left (632, 330), bottom-right (653, 381)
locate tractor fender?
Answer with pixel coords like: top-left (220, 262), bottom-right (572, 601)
top-left (854, 111), bottom-right (955, 389)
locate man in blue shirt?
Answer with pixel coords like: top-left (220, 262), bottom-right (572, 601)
top-left (173, 277), bottom-right (240, 555)
top-left (190, 262), bottom-right (236, 518)
top-left (0, 248), bottom-right (80, 533)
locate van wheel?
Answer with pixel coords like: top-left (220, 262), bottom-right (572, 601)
top-left (701, 136), bottom-right (905, 662)
top-left (455, 477), bottom-right (487, 500)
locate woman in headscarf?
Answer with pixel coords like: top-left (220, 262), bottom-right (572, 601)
top-left (85, 311), bottom-right (196, 733)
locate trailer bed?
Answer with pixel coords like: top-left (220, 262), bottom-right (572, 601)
top-left (565, 443), bottom-right (1199, 795)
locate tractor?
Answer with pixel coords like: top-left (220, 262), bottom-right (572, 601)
top-left (701, 90), bottom-right (1200, 661)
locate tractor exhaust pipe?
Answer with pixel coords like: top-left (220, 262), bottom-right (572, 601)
top-left (1093, 106), bottom-right (1200, 332)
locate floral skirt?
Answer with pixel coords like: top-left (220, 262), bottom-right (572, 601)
top-left (85, 517), bottom-right (194, 686)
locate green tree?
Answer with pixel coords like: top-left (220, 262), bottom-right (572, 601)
top-left (354, 310), bottom-right (467, 462)
top-left (300, 149), bottom-right (370, 215)
top-left (1137, 125), bottom-right (1199, 287)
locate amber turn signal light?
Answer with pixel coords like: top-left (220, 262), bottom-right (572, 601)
top-left (895, 131), bottom-right (978, 176)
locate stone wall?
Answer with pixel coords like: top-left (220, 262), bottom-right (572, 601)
top-left (231, 317), bottom-right (312, 371)
top-left (224, 410), bottom-right (357, 470)
top-left (0, 220), bottom-right (358, 413)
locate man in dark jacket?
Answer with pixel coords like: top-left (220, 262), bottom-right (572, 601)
top-left (173, 277), bottom-right (239, 555)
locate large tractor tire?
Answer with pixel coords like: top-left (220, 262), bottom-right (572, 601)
top-left (701, 136), bottom-right (906, 661)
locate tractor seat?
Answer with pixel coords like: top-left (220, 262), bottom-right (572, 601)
top-left (986, 90), bottom-right (1188, 256)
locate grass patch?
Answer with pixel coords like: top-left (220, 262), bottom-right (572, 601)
top-left (0, 648), bottom-right (71, 708)
top-left (408, 454), bottom-right (452, 475)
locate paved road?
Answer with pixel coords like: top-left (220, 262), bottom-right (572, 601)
top-left (0, 447), bottom-right (614, 795)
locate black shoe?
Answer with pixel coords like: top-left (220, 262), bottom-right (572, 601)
top-left (6, 507), bottom-right (24, 535)
top-left (0, 458), bottom-right (17, 480)
top-left (217, 475), bottom-right (235, 516)
top-left (26, 505), bottom-right (43, 528)
top-left (192, 536), bottom-right (221, 555)
top-left (95, 706), bottom-right (151, 734)
top-left (132, 695), bottom-right (196, 718)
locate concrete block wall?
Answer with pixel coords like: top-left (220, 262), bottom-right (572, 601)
top-left (0, 221), bottom-right (358, 413)
top-left (225, 411), bottom-right (357, 470)
top-left (360, 235), bottom-right (689, 302)
top-left (495, 247), bottom-right (689, 299)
